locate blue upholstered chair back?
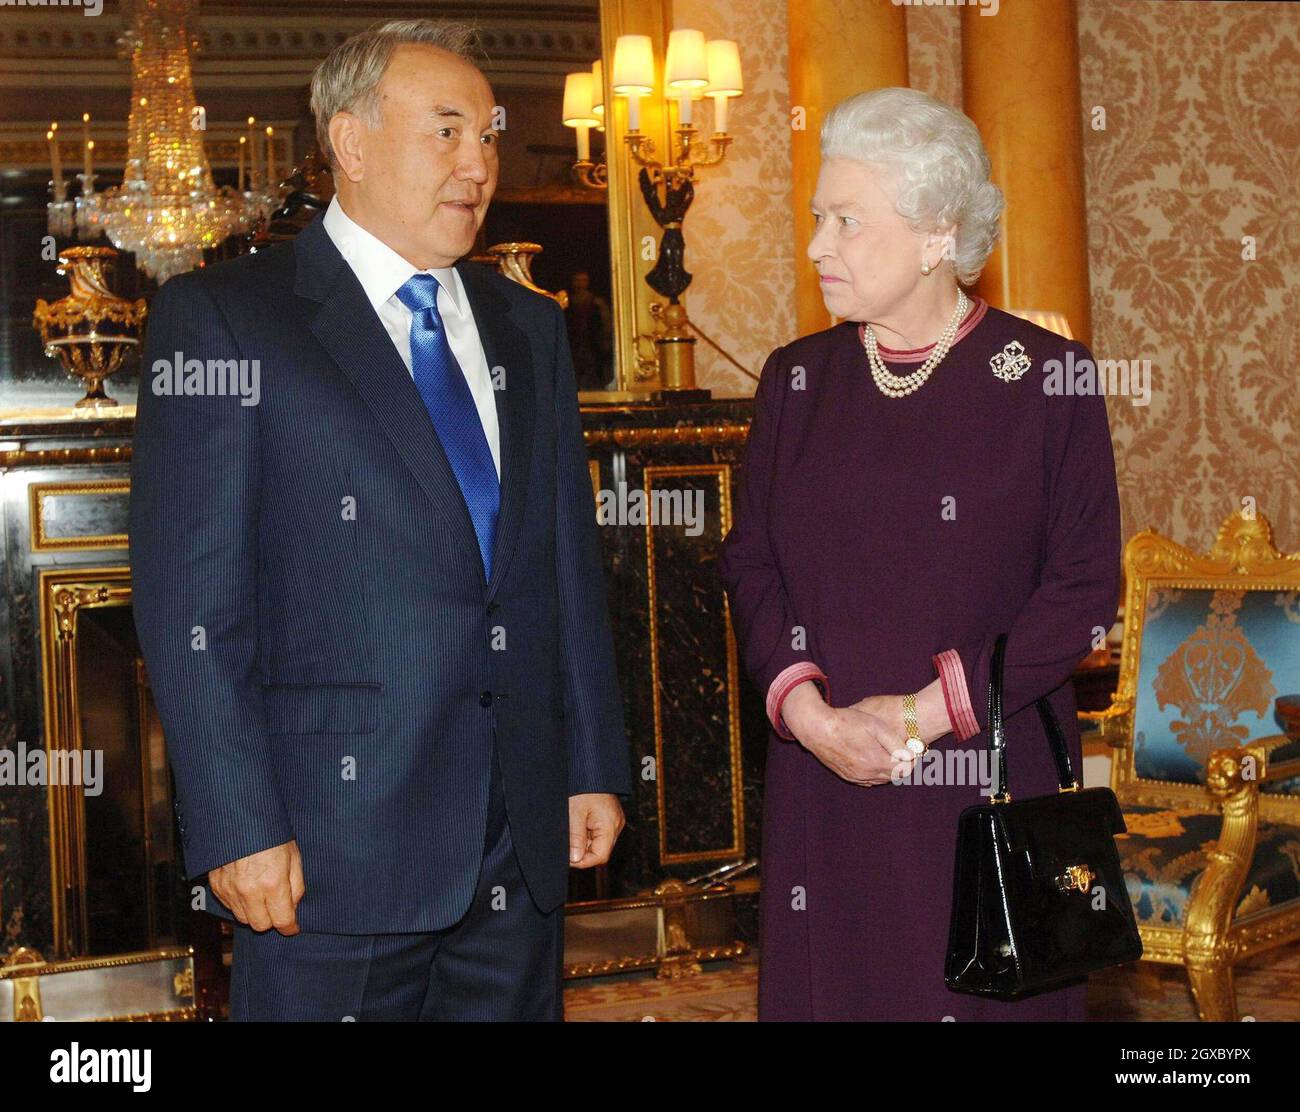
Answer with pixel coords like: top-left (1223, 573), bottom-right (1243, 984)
top-left (1132, 586), bottom-right (1300, 790)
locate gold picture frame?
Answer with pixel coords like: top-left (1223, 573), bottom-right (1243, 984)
top-left (37, 565), bottom-right (167, 959)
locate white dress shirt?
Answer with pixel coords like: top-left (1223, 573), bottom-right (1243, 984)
top-left (321, 195), bottom-right (501, 480)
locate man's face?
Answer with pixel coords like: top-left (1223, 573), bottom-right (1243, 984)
top-left (331, 43), bottom-right (499, 268)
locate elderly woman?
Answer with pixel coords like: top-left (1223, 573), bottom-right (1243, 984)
top-left (719, 87), bottom-right (1121, 1021)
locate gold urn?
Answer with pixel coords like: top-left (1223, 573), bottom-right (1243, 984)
top-left (33, 247), bottom-right (147, 409)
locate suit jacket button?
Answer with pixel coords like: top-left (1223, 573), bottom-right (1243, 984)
top-left (480, 690), bottom-right (493, 707)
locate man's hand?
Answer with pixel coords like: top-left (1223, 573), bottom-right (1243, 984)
top-left (568, 793), bottom-right (625, 868)
top-left (208, 839), bottom-right (305, 935)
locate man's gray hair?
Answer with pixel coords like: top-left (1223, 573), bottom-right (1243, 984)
top-left (310, 19), bottom-right (482, 167)
top-left (820, 87), bottom-right (1004, 287)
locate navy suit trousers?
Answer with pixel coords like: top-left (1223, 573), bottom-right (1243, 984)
top-left (228, 740), bottom-right (564, 1022)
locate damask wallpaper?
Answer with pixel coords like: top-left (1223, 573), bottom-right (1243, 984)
top-left (1078, 1), bottom-right (1298, 551)
top-left (675, 0), bottom-right (1298, 552)
top-left (671, 0), bottom-right (796, 398)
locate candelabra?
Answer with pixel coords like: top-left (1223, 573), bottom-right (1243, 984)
top-left (572, 157), bottom-right (609, 191)
top-left (563, 32), bottom-right (743, 396)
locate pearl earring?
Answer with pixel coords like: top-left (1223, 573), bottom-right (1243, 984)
top-left (921, 262), bottom-right (933, 276)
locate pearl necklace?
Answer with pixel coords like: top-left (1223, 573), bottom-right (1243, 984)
top-left (862, 288), bottom-right (970, 399)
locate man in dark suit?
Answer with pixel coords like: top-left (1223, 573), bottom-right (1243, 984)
top-left (129, 19), bottom-right (630, 1021)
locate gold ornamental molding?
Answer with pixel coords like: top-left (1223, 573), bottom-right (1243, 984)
top-left (1, 945), bottom-right (196, 1022)
top-left (642, 463), bottom-right (745, 866)
top-left (563, 886), bottom-right (750, 980)
top-left (1235, 906), bottom-right (1300, 952)
top-left (3, 425), bottom-right (749, 471)
top-left (0, 445), bottom-right (133, 469)
top-left (28, 479), bottom-right (130, 553)
top-left (37, 566), bottom-right (134, 959)
top-left (583, 422), bottom-right (750, 450)
top-left (0, 945), bottom-right (191, 978)
top-left (564, 943), bottom-right (746, 980)
top-left (0, 7), bottom-right (601, 71)
top-left (91, 1007), bottom-right (199, 1023)
top-left (0, 129), bottom-right (296, 172)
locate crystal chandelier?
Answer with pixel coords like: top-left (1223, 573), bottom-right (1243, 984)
top-left (71, 0), bottom-right (268, 283)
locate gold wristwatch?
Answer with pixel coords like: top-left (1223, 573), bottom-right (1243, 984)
top-left (903, 692), bottom-right (925, 754)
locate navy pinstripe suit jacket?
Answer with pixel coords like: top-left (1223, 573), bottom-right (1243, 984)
top-left (129, 216), bottom-right (632, 933)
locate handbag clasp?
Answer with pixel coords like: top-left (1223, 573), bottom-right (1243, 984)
top-left (1055, 864), bottom-right (1095, 894)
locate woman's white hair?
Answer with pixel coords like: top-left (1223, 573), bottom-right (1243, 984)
top-left (820, 87), bottom-right (1003, 286)
top-left (310, 19), bottom-right (482, 167)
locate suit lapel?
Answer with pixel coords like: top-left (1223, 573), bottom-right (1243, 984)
top-left (293, 218), bottom-right (537, 598)
top-left (455, 258), bottom-right (536, 601)
top-left (294, 218), bottom-right (483, 576)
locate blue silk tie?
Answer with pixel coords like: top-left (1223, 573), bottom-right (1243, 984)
top-left (395, 273), bottom-right (499, 581)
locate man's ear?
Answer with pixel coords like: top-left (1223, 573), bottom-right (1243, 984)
top-left (329, 111), bottom-right (366, 183)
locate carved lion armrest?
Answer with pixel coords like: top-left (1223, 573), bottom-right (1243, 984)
top-left (1216, 734), bottom-right (1300, 788)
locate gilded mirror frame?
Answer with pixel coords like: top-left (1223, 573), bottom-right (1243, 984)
top-left (594, 0), bottom-right (672, 399)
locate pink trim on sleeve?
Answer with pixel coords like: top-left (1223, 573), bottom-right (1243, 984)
top-left (767, 661), bottom-right (830, 740)
top-left (933, 649), bottom-right (980, 741)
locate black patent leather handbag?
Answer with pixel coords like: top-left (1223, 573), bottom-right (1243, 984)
top-left (944, 634), bottom-right (1143, 999)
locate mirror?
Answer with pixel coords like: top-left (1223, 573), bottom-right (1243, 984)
top-left (0, 0), bottom-right (676, 410)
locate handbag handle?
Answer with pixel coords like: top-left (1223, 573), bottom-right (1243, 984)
top-left (986, 633), bottom-right (1079, 803)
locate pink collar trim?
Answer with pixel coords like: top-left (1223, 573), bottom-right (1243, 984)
top-left (857, 295), bottom-right (988, 364)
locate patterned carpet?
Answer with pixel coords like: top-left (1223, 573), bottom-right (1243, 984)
top-left (562, 946), bottom-right (1300, 1022)
top-left (564, 953), bottom-right (760, 1022)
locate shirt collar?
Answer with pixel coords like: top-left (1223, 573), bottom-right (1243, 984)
top-left (321, 195), bottom-right (466, 318)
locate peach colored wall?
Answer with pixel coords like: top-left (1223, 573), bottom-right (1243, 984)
top-left (673, 0), bottom-right (1298, 550)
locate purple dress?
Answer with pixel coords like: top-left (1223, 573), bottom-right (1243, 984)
top-left (719, 299), bottom-right (1122, 1021)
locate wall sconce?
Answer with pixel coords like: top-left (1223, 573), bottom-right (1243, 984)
top-left (563, 69), bottom-right (606, 189)
top-left (563, 30), bottom-right (744, 399)
top-left (614, 31), bottom-right (743, 182)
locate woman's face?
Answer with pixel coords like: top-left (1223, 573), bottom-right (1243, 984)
top-left (807, 156), bottom-right (931, 324)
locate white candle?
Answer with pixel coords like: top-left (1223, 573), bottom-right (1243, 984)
top-left (627, 92), bottom-right (641, 132)
top-left (678, 93), bottom-right (692, 127)
top-left (238, 135), bottom-right (246, 192)
top-left (246, 116), bottom-right (257, 187)
top-left (704, 40), bottom-right (743, 136)
top-left (576, 123), bottom-right (590, 162)
top-left (265, 126), bottom-right (275, 189)
top-left (48, 125), bottom-right (62, 185)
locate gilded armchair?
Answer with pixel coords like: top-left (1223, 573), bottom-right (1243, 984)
top-left (1083, 510), bottom-right (1300, 1021)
